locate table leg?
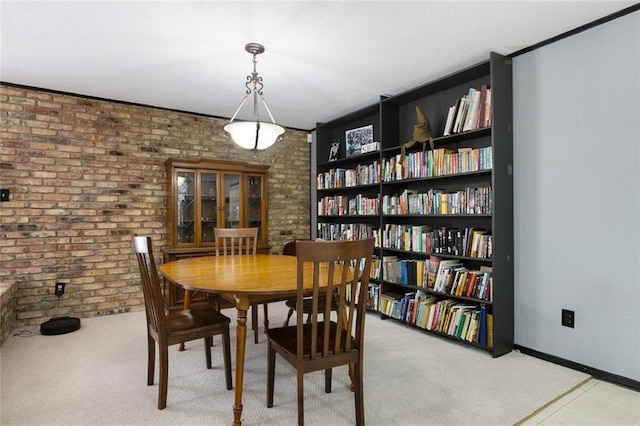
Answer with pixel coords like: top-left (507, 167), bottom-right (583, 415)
top-left (349, 364), bottom-right (355, 392)
top-left (233, 307), bottom-right (248, 426)
top-left (339, 303), bottom-right (356, 392)
top-left (179, 290), bottom-right (193, 352)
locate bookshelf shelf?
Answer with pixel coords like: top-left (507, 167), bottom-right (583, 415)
top-left (314, 52), bottom-right (513, 357)
top-left (318, 184), bottom-right (380, 192)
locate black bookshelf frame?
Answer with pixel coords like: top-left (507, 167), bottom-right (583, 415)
top-left (314, 52), bottom-right (513, 357)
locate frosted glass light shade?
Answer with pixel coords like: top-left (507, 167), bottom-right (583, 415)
top-left (224, 121), bottom-right (285, 150)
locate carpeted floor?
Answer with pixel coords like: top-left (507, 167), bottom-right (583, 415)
top-left (0, 302), bottom-right (589, 425)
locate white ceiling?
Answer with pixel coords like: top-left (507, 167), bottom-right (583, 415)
top-left (1, 1), bottom-right (636, 131)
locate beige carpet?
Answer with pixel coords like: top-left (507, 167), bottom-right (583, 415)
top-left (0, 302), bottom-right (589, 425)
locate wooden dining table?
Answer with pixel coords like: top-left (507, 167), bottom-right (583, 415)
top-left (158, 254), bottom-right (334, 426)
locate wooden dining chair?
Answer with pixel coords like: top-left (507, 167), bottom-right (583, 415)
top-left (214, 227), bottom-right (276, 343)
top-left (266, 238), bottom-right (375, 426)
top-left (281, 239), bottom-right (338, 327)
top-left (132, 235), bottom-right (232, 410)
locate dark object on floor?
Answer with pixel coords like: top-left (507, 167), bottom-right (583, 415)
top-left (40, 316), bottom-right (81, 335)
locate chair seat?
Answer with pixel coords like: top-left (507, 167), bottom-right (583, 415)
top-left (266, 321), bottom-right (357, 359)
top-left (165, 308), bottom-right (230, 336)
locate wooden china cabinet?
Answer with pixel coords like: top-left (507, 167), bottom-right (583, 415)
top-left (163, 158), bottom-right (270, 307)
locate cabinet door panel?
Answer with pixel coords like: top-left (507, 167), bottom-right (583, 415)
top-left (223, 173), bottom-right (241, 228)
top-left (177, 171), bottom-right (195, 244)
top-left (200, 172), bottom-right (218, 244)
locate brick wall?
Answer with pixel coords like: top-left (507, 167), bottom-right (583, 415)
top-left (0, 281), bottom-right (17, 343)
top-left (0, 84), bottom-right (311, 329)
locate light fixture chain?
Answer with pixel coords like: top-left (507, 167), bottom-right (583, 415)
top-left (244, 52), bottom-right (264, 96)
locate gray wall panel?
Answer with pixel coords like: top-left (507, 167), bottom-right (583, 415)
top-left (513, 10), bottom-right (639, 381)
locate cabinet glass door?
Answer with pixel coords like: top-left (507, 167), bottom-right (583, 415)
top-left (200, 172), bottom-right (218, 243)
top-left (176, 171), bottom-right (195, 244)
top-left (224, 174), bottom-right (241, 229)
top-left (247, 175), bottom-right (264, 240)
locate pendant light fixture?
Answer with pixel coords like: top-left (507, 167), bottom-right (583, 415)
top-left (224, 42), bottom-right (285, 150)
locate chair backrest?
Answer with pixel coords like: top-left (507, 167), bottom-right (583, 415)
top-left (214, 227), bottom-right (258, 256)
top-left (282, 239), bottom-right (311, 257)
top-left (282, 240), bottom-right (297, 257)
top-left (294, 238), bottom-right (375, 360)
top-left (132, 235), bottom-right (166, 338)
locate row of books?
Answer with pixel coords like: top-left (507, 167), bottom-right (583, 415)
top-left (318, 144), bottom-right (492, 190)
top-left (443, 85), bottom-right (492, 136)
top-left (368, 284), bottom-right (380, 310)
top-left (382, 257), bottom-right (428, 287)
top-left (346, 282), bottom-right (381, 311)
top-left (381, 186), bottom-right (493, 216)
top-left (380, 255), bottom-right (492, 301)
top-left (370, 256), bottom-right (382, 280)
top-left (432, 258), bottom-right (492, 300)
top-left (414, 297), bottom-right (493, 346)
top-left (381, 225), bottom-right (493, 260)
top-left (317, 222), bottom-right (379, 243)
top-left (382, 225), bottom-right (432, 254)
top-left (382, 146), bottom-right (492, 182)
top-left (317, 162), bottom-right (381, 190)
top-left (348, 194), bottom-right (379, 216)
top-left (318, 185), bottom-right (492, 217)
top-left (318, 194), bottom-right (380, 216)
top-left (379, 291), bottom-right (493, 346)
top-left (379, 290), bottom-right (416, 320)
top-left (430, 227), bottom-right (493, 258)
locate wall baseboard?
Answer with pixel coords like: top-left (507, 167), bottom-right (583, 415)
top-left (515, 344), bottom-right (640, 392)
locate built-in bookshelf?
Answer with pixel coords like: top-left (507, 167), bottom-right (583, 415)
top-left (314, 52), bottom-right (513, 357)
